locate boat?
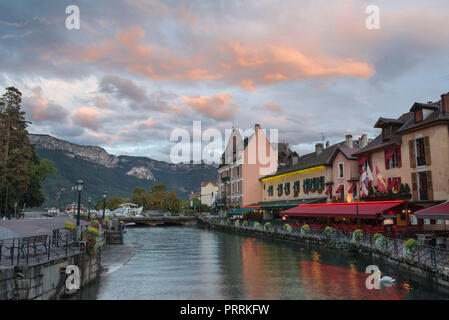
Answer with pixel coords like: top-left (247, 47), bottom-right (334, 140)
top-left (47, 207), bottom-right (60, 217)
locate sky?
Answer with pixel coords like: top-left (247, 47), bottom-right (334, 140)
top-left (1, 0), bottom-right (449, 163)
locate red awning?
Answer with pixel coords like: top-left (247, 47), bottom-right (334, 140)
top-left (414, 201), bottom-right (449, 220)
top-left (348, 183), bottom-right (356, 194)
top-left (335, 185), bottom-right (343, 194)
top-left (325, 186), bottom-right (332, 195)
top-left (280, 201), bottom-right (404, 219)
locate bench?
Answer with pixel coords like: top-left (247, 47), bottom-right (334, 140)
top-left (19, 234), bottom-right (49, 257)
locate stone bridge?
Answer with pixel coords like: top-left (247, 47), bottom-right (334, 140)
top-left (119, 216), bottom-right (198, 227)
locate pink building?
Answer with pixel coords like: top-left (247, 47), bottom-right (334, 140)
top-left (217, 124), bottom-right (290, 213)
top-left (330, 135), bottom-right (364, 202)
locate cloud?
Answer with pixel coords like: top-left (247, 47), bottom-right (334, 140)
top-left (71, 107), bottom-right (102, 130)
top-left (181, 93), bottom-right (240, 120)
top-left (22, 86), bottom-right (70, 123)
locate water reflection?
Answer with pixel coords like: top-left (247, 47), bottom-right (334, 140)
top-left (79, 227), bottom-right (448, 300)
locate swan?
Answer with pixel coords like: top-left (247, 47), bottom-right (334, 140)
top-left (378, 274), bottom-right (396, 287)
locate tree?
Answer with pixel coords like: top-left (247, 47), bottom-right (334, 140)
top-left (131, 187), bottom-right (150, 209)
top-left (167, 190), bottom-right (181, 212)
top-left (148, 184), bottom-right (168, 210)
top-left (21, 153), bottom-right (56, 208)
top-left (0, 87), bottom-right (35, 215)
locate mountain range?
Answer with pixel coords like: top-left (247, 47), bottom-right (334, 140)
top-left (28, 134), bottom-right (217, 209)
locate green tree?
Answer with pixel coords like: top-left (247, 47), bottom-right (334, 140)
top-left (21, 153), bottom-right (56, 208)
top-left (148, 184), bottom-right (167, 210)
top-left (167, 190), bottom-right (181, 212)
top-left (131, 187), bottom-right (150, 209)
top-left (0, 87), bottom-right (36, 215)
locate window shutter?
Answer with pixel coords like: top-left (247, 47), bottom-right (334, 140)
top-left (397, 148), bottom-right (402, 168)
top-left (409, 140), bottom-right (416, 168)
top-left (427, 171), bottom-right (433, 201)
top-left (411, 172), bottom-right (418, 201)
top-left (384, 150), bottom-right (390, 169)
top-left (424, 136), bottom-right (431, 165)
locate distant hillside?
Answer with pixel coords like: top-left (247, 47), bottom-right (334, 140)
top-left (29, 134), bottom-right (217, 209)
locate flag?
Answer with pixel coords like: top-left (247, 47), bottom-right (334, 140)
top-left (366, 163), bottom-right (374, 182)
top-left (375, 166), bottom-right (388, 193)
top-left (360, 168), bottom-right (369, 197)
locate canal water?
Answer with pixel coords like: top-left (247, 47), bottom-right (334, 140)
top-left (79, 226), bottom-right (448, 300)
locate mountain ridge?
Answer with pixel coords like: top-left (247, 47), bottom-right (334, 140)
top-left (28, 133), bottom-right (217, 208)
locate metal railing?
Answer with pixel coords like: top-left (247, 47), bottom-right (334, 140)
top-left (199, 217), bottom-right (449, 275)
top-left (0, 227), bottom-right (88, 267)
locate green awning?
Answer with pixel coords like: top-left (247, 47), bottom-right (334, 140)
top-left (227, 208), bottom-right (256, 215)
top-left (255, 197), bottom-right (325, 210)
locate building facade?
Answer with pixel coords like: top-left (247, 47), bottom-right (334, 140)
top-left (200, 181), bottom-right (218, 206)
top-left (354, 92), bottom-right (449, 203)
top-left (260, 135), bottom-right (366, 204)
top-left (217, 124), bottom-right (287, 209)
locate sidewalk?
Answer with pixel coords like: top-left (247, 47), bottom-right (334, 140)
top-left (0, 216), bottom-right (89, 239)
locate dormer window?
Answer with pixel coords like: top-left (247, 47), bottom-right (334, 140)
top-left (415, 109), bottom-right (423, 123)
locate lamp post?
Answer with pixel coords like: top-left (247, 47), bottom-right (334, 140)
top-left (88, 196), bottom-right (91, 221)
top-left (102, 190), bottom-right (107, 220)
top-left (75, 180), bottom-right (83, 227)
top-left (4, 183), bottom-right (9, 220)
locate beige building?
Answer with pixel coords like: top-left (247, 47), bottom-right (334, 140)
top-left (200, 181), bottom-right (218, 206)
top-left (354, 92), bottom-right (449, 202)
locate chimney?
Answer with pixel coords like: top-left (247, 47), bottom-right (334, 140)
top-left (325, 141), bottom-right (330, 149)
top-left (441, 93), bottom-right (449, 114)
top-left (292, 154), bottom-right (299, 165)
top-left (360, 134), bottom-right (368, 148)
top-left (345, 134), bottom-right (353, 148)
top-left (315, 143), bottom-right (324, 156)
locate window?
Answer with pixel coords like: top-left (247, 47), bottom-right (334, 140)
top-left (416, 138), bottom-right (426, 166)
top-left (390, 150), bottom-right (398, 168)
top-left (418, 171), bottom-right (429, 200)
top-left (293, 181), bottom-right (300, 197)
top-left (278, 184), bottom-right (283, 197)
top-left (268, 186), bottom-right (274, 197)
top-left (284, 182), bottom-right (290, 196)
top-left (338, 163), bottom-right (344, 178)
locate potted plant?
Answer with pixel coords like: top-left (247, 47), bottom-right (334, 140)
top-left (300, 224), bottom-right (310, 236)
top-left (374, 233), bottom-right (389, 253)
top-left (264, 222), bottom-right (272, 231)
top-left (283, 223), bottom-right (292, 232)
top-left (403, 238), bottom-right (420, 260)
top-left (351, 229), bottom-right (364, 246)
top-left (324, 226), bottom-right (333, 239)
top-left (82, 227), bottom-right (100, 255)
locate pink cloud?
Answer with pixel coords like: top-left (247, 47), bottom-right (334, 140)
top-left (181, 93), bottom-right (239, 120)
top-left (72, 107), bottom-right (101, 130)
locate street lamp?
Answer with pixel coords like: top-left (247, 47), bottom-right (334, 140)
top-left (4, 182), bottom-right (9, 220)
top-left (102, 190), bottom-right (107, 219)
top-left (75, 180), bottom-right (83, 227)
top-left (88, 196), bottom-right (91, 221)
